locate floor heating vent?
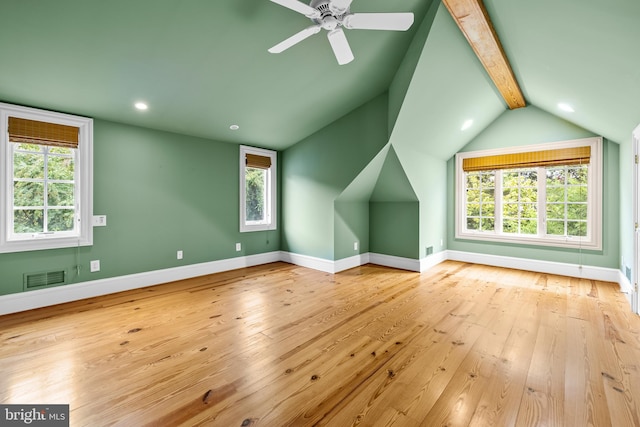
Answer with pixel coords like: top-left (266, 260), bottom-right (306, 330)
top-left (23, 270), bottom-right (67, 290)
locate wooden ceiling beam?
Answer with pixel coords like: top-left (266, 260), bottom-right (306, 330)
top-left (443, 0), bottom-right (526, 109)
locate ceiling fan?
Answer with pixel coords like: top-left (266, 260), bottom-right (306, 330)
top-left (268, 0), bottom-right (414, 65)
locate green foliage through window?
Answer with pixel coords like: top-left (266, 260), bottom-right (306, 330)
top-left (12, 144), bottom-right (76, 234)
top-left (245, 167), bottom-right (266, 222)
top-left (464, 164), bottom-right (588, 238)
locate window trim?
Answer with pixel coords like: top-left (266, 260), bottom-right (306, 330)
top-left (455, 137), bottom-right (602, 250)
top-left (239, 145), bottom-right (276, 233)
top-left (0, 103), bottom-right (93, 253)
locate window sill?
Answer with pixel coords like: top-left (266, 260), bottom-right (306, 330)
top-left (455, 231), bottom-right (601, 251)
top-left (0, 235), bottom-right (92, 254)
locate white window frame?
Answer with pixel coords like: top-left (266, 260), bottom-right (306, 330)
top-left (239, 145), bottom-right (276, 232)
top-left (0, 103), bottom-right (93, 253)
top-left (455, 137), bottom-right (602, 250)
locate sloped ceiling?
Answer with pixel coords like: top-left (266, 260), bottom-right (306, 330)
top-left (0, 0), bottom-right (430, 150)
top-left (485, 0), bottom-right (640, 145)
top-left (0, 0), bottom-right (638, 152)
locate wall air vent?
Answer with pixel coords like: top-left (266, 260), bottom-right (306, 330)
top-left (23, 270), bottom-right (67, 290)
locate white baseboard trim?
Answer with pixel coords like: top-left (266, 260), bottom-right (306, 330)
top-left (334, 253), bottom-right (370, 273)
top-left (1, 248), bottom-right (628, 316)
top-left (279, 251), bottom-right (336, 273)
top-left (420, 251), bottom-right (449, 273)
top-left (369, 253), bottom-right (421, 272)
top-left (619, 270), bottom-right (633, 294)
top-left (0, 251), bottom-right (281, 316)
top-left (446, 250), bottom-right (620, 283)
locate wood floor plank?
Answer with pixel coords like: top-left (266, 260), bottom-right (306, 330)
top-left (1, 261), bottom-right (639, 426)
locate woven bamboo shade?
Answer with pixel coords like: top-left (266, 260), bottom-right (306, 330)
top-left (8, 117), bottom-right (79, 149)
top-left (246, 153), bottom-right (272, 169)
top-left (462, 146), bottom-right (590, 172)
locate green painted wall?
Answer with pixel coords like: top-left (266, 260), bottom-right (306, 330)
top-left (0, 119), bottom-right (279, 296)
top-left (447, 106), bottom-right (620, 268)
top-left (370, 202), bottom-right (419, 259)
top-left (281, 93), bottom-right (390, 260)
top-left (394, 145), bottom-right (448, 258)
top-left (334, 201), bottom-right (369, 260)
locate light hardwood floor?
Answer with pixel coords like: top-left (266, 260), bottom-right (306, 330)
top-left (1, 261), bottom-right (639, 426)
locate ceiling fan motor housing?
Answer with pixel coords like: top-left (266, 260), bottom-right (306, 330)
top-left (309, 0), bottom-right (349, 30)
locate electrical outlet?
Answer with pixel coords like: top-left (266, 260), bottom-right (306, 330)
top-left (90, 260), bottom-right (100, 272)
top-left (236, 243), bottom-right (241, 252)
top-left (354, 242), bottom-right (358, 251)
top-left (177, 250), bottom-right (183, 260)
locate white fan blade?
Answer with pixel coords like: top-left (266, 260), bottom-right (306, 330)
top-left (328, 0), bottom-right (353, 14)
top-left (268, 25), bottom-right (322, 53)
top-left (327, 28), bottom-right (354, 65)
top-left (269, 0), bottom-right (320, 18)
top-left (343, 13), bottom-right (414, 31)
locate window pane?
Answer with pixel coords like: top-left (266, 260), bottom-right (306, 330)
top-left (466, 173), bottom-right (479, 189)
top-left (567, 221), bottom-right (587, 237)
top-left (567, 186), bottom-right (587, 202)
top-left (48, 183), bottom-right (75, 207)
top-left (15, 143), bottom-right (43, 152)
top-left (546, 203), bottom-right (565, 220)
top-left (546, 168), bottom-right (565, 186)
top-left (567, 167), bottom-right (588, 185)
top-left (521, 170), bottom-right (537, 186)
top-left (521, 220), bottom-right (537, 235)
top-left (481, 203), bottom-right (494, 216)
top-left (14, 152), bottom-right (44, 179)
top-left (503, 203), bottom-right (518, 218)
top-left (567, 203), bottom-right (587, 220)
top-left (49, 146), bottom-right (72, 155)
top-left (503, 188), bottom-right (518, 202)
top-left (481, 218), bottom-right (495, 231)
top-left (503, 219), bottom-right (518, 233)
top-left (467, 217), bottom-right (479, 230)
top-left (503, 171), bottom-right (519, 184)
top-left (14, 209), bottom-right (44, 233)
top-left (546, 186), bottom-right (565, 203)
top-left (481, 189), bottom-right (495, 202)
top-left (480, 172), bottom-right (494, 188)
top-left (48, 156), bottom-right (75, 180)
top-left (521, 203), bottom-right (537, 218)
top-left (245, 168), bottom-right (266, 222)
top-left (48, 209), bottom-right (75, 232)
top-left (547, 220), bottom-right (565, 235)
top-left (14, 181), bottom-right (44, 207)
top-left (467, 203), bottom-right (480, 217)
top-left (466, 189), bottom-right (479, 203)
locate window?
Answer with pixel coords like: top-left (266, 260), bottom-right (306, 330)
top-left (0, 103), bottom-right (93, 253)
top-left (240, 145), bottom-right (276, 232)
top-left (455, 137), bottom-right (602, 250)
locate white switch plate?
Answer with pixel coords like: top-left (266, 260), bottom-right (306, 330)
top-left (177, 250), bottom-right (183, 260)
top-left (92, 215), bottom-right (107, 227)
top-left (90, 260), bottom-right (100, 272)
top-left (354, 242), bottom-right (358, 251)
top-left (235, 243), bottom-right (241, 252)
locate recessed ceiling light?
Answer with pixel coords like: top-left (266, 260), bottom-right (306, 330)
top-left (558, 103), bottom-right (574, 113)
top-left (134, 102), bottom-right (148, 111)
top-left (229, 124), bottom-right (240, 130)
top-left (461, 119), bottom-right (474, 131)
